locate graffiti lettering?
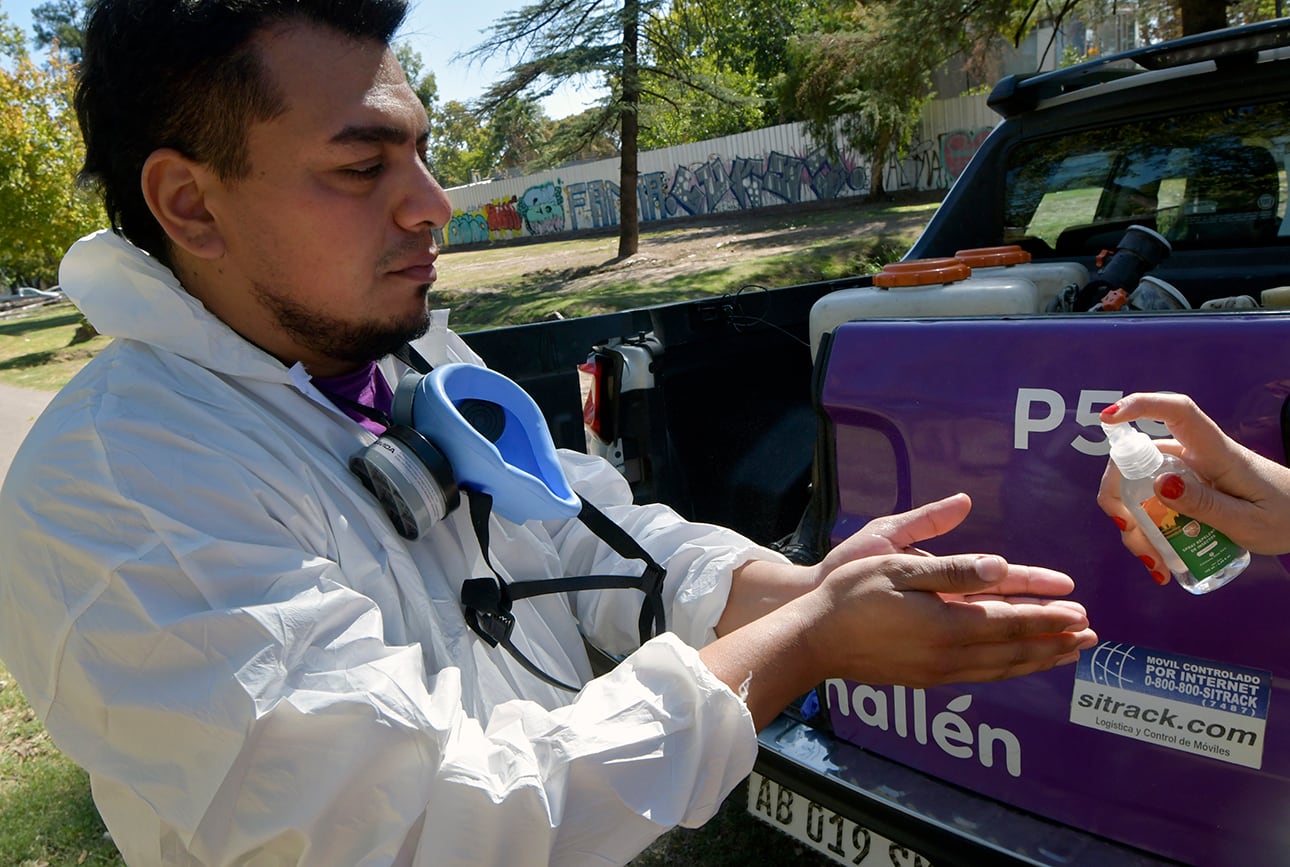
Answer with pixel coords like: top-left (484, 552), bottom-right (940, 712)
top-left (517, 182), bottom-right (566, 236)
top-left (484, 197), bottom-right (521, 235)
top-left (441, 109), bottom-right (992, 246)
top-left (567, 179), bottom-right (620, 231)
top-left (446, 211), bottom-right (490, 246)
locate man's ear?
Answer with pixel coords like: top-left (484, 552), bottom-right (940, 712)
top-left (141, 149), bottom-right (226, 260)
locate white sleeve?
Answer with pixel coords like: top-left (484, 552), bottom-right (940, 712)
top-left (0, 411), bottom-right (757, 866)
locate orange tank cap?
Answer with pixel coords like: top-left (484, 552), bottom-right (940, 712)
top-left (873, 257), bottom-right (972, 287)
top-left (953, 245), bottom-right (1032, 268)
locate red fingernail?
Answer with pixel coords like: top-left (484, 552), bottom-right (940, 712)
top-left (1112, 516), bottom-right (1128, 531)
top-left (1151, 570), bottom-right (1169, 586)
top-left (1160, 474), bottom-right (1185, 500)
top-left (1138, 554), bottom-right (1156, 569)
top-left (1102, 403), bottom-right (1121, 418)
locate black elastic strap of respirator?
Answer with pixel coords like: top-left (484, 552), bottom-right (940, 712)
top-left (460, 492), bottom-right (668, 693)
top-left (393, 342), bottom-right (433, 375)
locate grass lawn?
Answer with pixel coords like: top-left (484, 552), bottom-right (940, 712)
top-left (0, 661), bottom-right (122, 866)
top-left (0, 302), bottom-right (112, 393)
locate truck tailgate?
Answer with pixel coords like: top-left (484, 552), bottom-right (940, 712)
top-left (817, 313), bottom-right (1290, 866)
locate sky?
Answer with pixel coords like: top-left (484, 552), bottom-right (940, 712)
top-left (1, 0), bottom-right (598, 118)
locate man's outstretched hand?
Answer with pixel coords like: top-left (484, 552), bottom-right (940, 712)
top-left (705, 493), bottom-right (1096, 729)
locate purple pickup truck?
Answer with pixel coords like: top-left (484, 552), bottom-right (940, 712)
top-left (466, 19), bottom-right (1290, 866)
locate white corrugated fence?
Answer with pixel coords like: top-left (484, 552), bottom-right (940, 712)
top-left (441, 93), bottom-right (994, 247)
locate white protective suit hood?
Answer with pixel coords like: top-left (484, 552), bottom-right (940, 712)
top-left (0, 230), bottom-right (776, 866)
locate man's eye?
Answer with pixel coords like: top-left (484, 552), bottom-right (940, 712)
top-left (344, 162), bottom-right (384, 178)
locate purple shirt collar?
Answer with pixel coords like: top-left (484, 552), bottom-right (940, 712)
top-left (312, 361), bottom-right (394, 436)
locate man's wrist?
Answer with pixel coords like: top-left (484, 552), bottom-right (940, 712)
top-left (700, 590), bottom-right (828, 731)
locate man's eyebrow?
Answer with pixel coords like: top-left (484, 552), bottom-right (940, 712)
top-left (329, 124), bottom-right (430, 147)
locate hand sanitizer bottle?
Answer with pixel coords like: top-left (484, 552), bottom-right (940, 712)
top-left (1102, 421), bottom-right (1249, 593)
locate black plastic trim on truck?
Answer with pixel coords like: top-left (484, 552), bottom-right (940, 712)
top-left (988, 18), bottom-right (1290, 118)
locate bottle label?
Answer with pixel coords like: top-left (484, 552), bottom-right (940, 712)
top-left (1139, 495), bottom-right (1243, 578)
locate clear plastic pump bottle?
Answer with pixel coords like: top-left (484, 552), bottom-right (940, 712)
top-left (1102, 421), bottom-right (1249, 594)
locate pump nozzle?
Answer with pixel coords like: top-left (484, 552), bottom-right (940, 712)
top-left (1102, 421), bottom-right (1164, 480)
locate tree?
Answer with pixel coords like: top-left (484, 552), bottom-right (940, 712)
top-left (0, 13), bottom-right (104, 287)
top-left (398, 42), bottom-right (540, 188)
top-left (783, 0), bottom-right (1020, 197)
top-left (460, 0), bottom-right (851, 253)
top-left (780, 0), bottom-right (1281, 200)
top-left (484, 95), bottom-right (552, 172)
top-left (635, 0), bottom-right (783, 149)
top-left (427, 100), bottom-right (494, 188)
top-left (637, 50), bottom-right (764, 149)
top-left (1065, 0), bottom-right (1283, 61)
top-left (394, 41), bottom-right (441, 114)
top-left (546, 107), bottom-right (620, 163)
top-left (461, 0), bottom-right (703, 257)
top-left (31, 0), bottom-right (87, 63)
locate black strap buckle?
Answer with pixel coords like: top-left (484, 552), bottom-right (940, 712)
top-left (635, 563), bottom-right (667, 646)
top-left (458, 491), bottom-right (669, 693)
top-left (461, 576), bottom-right (514, 647)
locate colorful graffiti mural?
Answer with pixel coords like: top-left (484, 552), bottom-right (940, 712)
top-left (441, 115), bottom-right (993, 247)
top-left (446, 195), bottom-right (526, 246)
top-left (446, 211), bottom-right (490, 246)
top-left (659, 146), bottom-right (869, 219)
top-left (517, 181), bottom-right (567, 235)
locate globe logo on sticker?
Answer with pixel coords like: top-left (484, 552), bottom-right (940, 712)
top-left (1085, 642), bottom-right (1139, 688)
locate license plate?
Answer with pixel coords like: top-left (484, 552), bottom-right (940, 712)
top-left (747, 771), bottom-right (933, 866)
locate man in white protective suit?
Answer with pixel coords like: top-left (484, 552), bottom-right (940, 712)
top-left (0, 0), bottom-right (1098, 864)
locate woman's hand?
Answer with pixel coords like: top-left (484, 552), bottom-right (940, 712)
top-left (1098, 393), bottom-right (1290, 572)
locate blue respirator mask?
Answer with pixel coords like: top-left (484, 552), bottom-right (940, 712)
top-left (347, 359), bottom-right (666, 691)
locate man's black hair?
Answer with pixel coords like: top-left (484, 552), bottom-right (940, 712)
top-left (76, 0), bottom-right (409, 264)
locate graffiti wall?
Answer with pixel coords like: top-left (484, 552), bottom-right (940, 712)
top-left (442, 94), bottom-right (993, 247)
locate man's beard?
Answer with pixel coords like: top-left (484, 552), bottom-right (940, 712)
top-left (253, 281), bottom-right (432, 365)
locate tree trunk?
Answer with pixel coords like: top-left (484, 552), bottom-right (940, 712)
top-left (1179, 0), bottom-right (1228, 36)
top-left (868, 126), bottom-right (893, 198)
top-left (617, 0), bottom-right (640, 259)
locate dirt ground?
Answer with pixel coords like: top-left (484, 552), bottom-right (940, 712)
top-left (438, 192), bottom-right (944, 296)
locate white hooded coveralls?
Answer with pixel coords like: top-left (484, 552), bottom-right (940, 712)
top-left (0, 230), bottom-right (785, 865)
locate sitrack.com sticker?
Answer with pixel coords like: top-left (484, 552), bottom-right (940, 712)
top-left (1070, 642), bottom-right (1271, 770)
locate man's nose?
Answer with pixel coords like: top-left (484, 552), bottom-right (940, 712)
top-left (398, 162), bottom-right (452, 230)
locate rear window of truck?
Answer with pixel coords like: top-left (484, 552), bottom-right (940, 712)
top-left (1003, 99), bottom-right (1290, 256)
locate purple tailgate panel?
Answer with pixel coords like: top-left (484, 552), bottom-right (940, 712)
top-left (821, 314), bottom-right (1290, 866)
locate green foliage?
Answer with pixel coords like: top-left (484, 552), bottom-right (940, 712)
top-left (638, 56), bottom-right (765, 149)
top-left (396, 42), bottom-right (553, 186)
top-left (460, 0), bottom-right (653, 161)
top-left (780, 0), bottom-right (1022, 195)
top-left (636, 0), bottom-right (782, 148)
top-left (394, 40), bottom-right (440, 111)
top-left (30, 0), bottom-right (87, 64)
top-left (644, 0), bottom-right (807, 134)
top-left (427, 99), bottom-right (493, 188)
top-left (0, 14), bottom-right (105, 288)
top-left (459, 0), bottom-right (664, 253)
top-left (545, 106), bottom-right (621, 164)
top-left (484, 95), bottom-right (552, 171)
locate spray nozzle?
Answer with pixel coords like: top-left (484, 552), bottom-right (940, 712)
top-left (1102, 421), bottom-right (1164, 480)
